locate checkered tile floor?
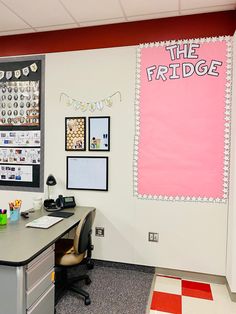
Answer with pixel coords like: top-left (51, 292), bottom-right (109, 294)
top-left (149, 274), bottom-right (236, 314)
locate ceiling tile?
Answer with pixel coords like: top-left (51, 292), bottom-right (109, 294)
top-left (127, 11), bottom-right (180, 22)
top-left (35, 23), bottom-right (78, 33)
top-left (80, 17), bottom-right (126, 27)
top-left (181, 0), bottom-right (236, 10)
top-left (0, 28), bottom-right (34, 36)
top-left (120, 0), bottom-right (179, 16)
top-left (181, 4), bottom-right (236, 15)
top-left (1, 0), bottom-right (75, 27)
top-left (0, 2), bottom-right (29, 30)
top-left (60, 0), bottom-right (124, 22)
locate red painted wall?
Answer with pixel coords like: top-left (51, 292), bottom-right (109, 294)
top-left (0, 10), bottom-right (235, 57)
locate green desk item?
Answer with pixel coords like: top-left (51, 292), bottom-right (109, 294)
top-left (0, 213), bottom-right (7, 225)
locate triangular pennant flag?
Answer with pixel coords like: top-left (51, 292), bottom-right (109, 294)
top-left (6, 71), bottom-right (12, 80)
top-left (89, 102), bottom-right (96, 112)
top-left (22, 67), bottom-right (30, 76)
top-left (14, 70), bottom-right (21, 79)
top-left (0, 71), bottom-right (4, 79)
top-left (96, 101), bottom-right (104, 110)
top-left (106, 97), bottom-right (113, 107)
top-left (74, 101), bottom-right (81, 110)
top-left (30, 63), bottom-right (38, 72)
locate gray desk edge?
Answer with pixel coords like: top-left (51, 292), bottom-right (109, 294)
top-left (0, 206), bottom-right (95, 266)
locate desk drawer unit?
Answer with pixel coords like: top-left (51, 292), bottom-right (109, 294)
top-left (26, 246), bottom-right (54, 290)
top-left (27, 284), bottom-right (54, 314)
top-left (26, 245), bottom-right (55, 314)
top-left (26, 269), bottom-right (54, 308)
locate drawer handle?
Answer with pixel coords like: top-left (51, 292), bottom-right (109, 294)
top-left (51, 271), bottom-right (55, 283)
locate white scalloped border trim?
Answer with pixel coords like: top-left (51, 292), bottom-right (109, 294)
top-left (133, 35), bottom-right (232, 203)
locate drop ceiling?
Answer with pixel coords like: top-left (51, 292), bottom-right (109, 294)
top-left (0, 0), bottom-right (235, 36)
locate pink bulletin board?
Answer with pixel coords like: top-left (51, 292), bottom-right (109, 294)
top-left (134, 36), bottom-right (232, 202)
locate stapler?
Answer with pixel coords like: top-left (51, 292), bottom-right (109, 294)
top-left (21, 212), bottom-right (29, 219)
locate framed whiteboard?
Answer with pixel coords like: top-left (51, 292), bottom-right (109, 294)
top-left (88, 116), bottom-right (110, 151)
top-left (66, 156), bottom-right (108, 191)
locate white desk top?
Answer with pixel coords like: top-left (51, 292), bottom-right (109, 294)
top-left (0, 206), bottom-right (95, 266)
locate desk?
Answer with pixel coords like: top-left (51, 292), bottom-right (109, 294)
top-left (0, 206), bottom-right (95, 314)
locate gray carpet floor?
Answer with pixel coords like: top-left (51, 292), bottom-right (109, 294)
top-left (56, 263), bottom-right (154, 314)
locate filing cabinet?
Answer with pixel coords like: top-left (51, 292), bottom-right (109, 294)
top-left (0, 245), bottom-right (55, 314)
top-left (26, 245), bottom-right (55, 314)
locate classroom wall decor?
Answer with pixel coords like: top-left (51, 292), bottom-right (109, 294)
top-left (65, 117), bottom-right (86, 151)
top-left (88, 116), bottom-right (110, 151)
top-left (67, 156), bottom-right (108, 191)
top-left (0, 55), bottom-right (45, 191)
top-left (134, 36), bottom-right (232, 202)
top-left (60, 91), bottom-right (121, 112)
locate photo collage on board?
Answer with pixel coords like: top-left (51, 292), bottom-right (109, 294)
top-left (0, 60), bottom-right (42, 188)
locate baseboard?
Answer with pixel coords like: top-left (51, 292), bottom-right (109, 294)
top-left (93, 260), bottom-right (225, 283)
top-left (155, 267), bottom-right (226, 285)
top-left (226, 280), bottom-right (236, 302)
top-left (93, 259), bottom-right (155, 274)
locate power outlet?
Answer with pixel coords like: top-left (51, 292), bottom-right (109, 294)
top-left (148, 232), bottom-right (159, 242)
top-left (95, 227), bottom-right (105, 237)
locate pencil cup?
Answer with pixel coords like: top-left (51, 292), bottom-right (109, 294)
top-left (0, 214), bottom-right (7, 225)
top-left (10, 208), bottom-right (20, 222)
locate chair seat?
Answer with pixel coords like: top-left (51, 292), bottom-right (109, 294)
top-left (55, 239), bottom-right (85, 266)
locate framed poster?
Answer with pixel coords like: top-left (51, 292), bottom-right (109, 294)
top-left (0, 55), bottom-right (45, 191)
top-left (65, 117), bottom-right (86, 151)
top-left (88, 116), bottom-right (110, 151)
top-left (67, 156), bottom-right (108, 191)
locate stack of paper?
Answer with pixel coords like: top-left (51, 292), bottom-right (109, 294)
top-left (26, 216), bottom-right (63, 229)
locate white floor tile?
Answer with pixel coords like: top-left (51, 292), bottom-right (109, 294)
top-left (182, 295), bottom-right (218, 314)
top-left (211, 283), bottom-right (232, 302)
top-left (210, 283), bottom-right (236, 314)
top-left (154, 275), bottom-right (182, 295)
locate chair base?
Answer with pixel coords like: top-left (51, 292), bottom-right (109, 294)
top-left (55, 268), bottom-right (91, 306)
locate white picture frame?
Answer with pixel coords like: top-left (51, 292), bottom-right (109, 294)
top-left (67, 156), bottom-right (108, 191)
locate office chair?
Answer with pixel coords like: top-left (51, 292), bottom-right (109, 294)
top-left (55, 209), bottom-right (96, 306)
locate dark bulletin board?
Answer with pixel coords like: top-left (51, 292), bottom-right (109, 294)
top-left (0, 55), bottom-right (45, 191)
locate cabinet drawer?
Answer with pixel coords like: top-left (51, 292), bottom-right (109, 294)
top-left (27, 270), bottom-right (54, 309)
top-left (27, 245), bottom-right (54, 270)
top-left (26, 251), bottom-right (54, 290)
top-left (27, 284), bottom-right (54, 314)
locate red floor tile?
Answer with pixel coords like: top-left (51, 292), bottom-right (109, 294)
top-left (182, 280), bottom-right (213, 300)
top-left (151, 291), bottom-right (182, 314)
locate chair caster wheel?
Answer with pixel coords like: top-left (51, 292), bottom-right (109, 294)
top-left (85, 278), bottom-right (92, 285)
top-left (85, 297), bottom-right (91, 305)
top-left (87, 260), bottom-right (94, 270)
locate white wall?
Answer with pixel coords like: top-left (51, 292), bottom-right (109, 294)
top-left (226, 31), bottom-right (236, 292)
top-left (1, 46), bottom-right (228, 275)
